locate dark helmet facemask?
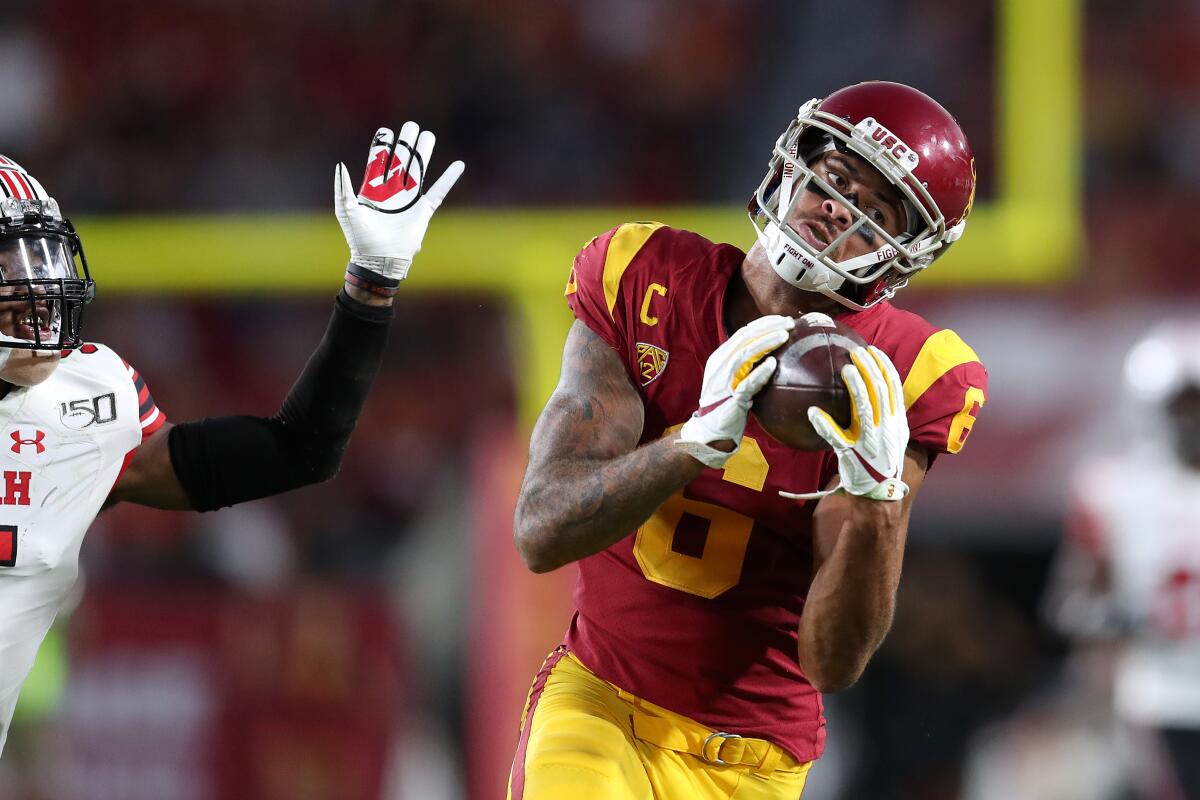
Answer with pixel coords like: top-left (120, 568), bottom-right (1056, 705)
top-left (0, 193), bottom-right (95, 353)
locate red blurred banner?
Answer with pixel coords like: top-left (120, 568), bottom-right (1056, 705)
top-left (60, 585), bottom-right (402, 800)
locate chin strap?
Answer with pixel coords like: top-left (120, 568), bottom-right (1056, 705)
top-left (756, 222), bottom-right (845, 293)
top-left (758, 215), bottom-right (966, 303)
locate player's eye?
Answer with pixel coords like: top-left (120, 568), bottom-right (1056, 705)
top-left (826, 171), bottom-right (846, 190)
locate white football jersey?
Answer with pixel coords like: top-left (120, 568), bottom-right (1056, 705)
top-left (0, 343), bottom-right (163, 754)
top-left (1071, 448), bottom-right (1200, 727)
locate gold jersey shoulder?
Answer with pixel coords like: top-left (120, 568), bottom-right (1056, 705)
top-left (563, 222), bottom-right (666, 320)
top-left (901, 328), bottom-right (981, 409)
top-left (897, 328), bottom-right (987, 455)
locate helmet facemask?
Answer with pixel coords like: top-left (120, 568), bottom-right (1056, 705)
top-left (0, 196), bottom-right (94, 353)
top-left (749, 99), bottom-right (967, 310)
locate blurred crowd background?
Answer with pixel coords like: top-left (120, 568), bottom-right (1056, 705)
top-left (0, 0), bottom-right (1198, 798)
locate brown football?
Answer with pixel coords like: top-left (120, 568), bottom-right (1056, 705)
top-left (751, 315), bottom-right (867, 451)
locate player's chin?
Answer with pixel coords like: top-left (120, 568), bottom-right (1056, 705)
top-left (0, 349), bottom-right (61, 387)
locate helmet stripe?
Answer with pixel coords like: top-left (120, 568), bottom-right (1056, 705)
top-left (10, 170), bottom-right (34, 199)
top-left (0, 170), bottom-right (21, 199)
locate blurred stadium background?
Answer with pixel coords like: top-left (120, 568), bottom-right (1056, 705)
top-left (1, 0), bottom-right (1198, 797)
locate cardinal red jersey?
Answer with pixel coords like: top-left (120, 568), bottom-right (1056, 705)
top-left (561, 222), bottom-right (988, 763)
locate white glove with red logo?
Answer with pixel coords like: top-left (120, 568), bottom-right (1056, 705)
top-left (335, 122), bottom-right (465, 284)
top-left (780, 346), bottom-right (910, 502)
top-left (676, 315), bottom-right (795, 468)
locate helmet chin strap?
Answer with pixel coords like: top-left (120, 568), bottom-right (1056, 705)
top-left (757, 213), bottom-right (959, 302)
top-left (756, 220), bottom-right (844, 291)
top-left (757, 218), bottom-right (920, 312)
top-left (757, 216), bottom-right (904, 293)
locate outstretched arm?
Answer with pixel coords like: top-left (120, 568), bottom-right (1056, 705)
top-left (106, 123), bottom-right (462, 511)
top-left (107, 285), bottom-right (392, 510)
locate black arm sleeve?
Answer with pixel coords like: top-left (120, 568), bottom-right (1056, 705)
top-left (167, 289), bottom-right (392, 511)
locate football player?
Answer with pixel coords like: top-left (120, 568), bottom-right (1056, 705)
top-left (0, 124), bottom-right (463, 756)
top-left (509, 82), bottom-right (989, 798)
top-left (1046, 322), bottom-right (1200, 798)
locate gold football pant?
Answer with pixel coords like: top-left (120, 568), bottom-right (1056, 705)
top-left (508, 648), bottom-right (811, 800)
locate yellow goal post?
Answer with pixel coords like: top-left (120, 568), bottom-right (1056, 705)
top-left (77, 0), bottom-right (1079, 425)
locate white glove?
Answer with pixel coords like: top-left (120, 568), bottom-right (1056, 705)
top-left (676, 315), bottom-right (795, 468)
top-left (335, 122), bottom-right (465, 284)
top-left (780, 345), bottom-right (910, 502)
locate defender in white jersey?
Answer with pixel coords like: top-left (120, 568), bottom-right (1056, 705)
top-left (0, 125), bottom-right (465, 755)
top-left (1047, 321), bottom-right (1200, 797)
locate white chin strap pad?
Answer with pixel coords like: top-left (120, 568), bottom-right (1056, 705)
top-left (757, 220), bottom-right (845, 294)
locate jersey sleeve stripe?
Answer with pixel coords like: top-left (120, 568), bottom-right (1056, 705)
top-left (142, 413), bottom-right (166, 440)
top-left (140, 406), bottom-right (162, 429)
top-left (602, 222), bottom-right (664, 319)
top-left (902, 329), bottom-right (981, 409)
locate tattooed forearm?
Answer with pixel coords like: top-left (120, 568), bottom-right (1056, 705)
top-left (513, 321), bottom-right (705, 573)
top-left (515, 433), bottom-right (702, 572)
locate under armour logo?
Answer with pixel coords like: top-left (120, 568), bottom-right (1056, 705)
top-left (10, 430), bottom-right (45, 455)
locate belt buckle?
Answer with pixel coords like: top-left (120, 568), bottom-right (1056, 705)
top-left (702, 731), bottom-right (744, 766)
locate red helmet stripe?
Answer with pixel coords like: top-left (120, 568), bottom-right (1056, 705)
top-left (0, 170), bottom-right (24, 199)
top-left (9, 170), bottom-right (34, 199)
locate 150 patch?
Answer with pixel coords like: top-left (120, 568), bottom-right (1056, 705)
top-left (60, 393), bottom-right (117, 430)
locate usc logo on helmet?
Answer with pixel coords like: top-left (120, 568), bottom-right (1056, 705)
top-left (856, 117), bottom-right (921, 171)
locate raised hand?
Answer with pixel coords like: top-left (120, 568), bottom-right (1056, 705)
top-left (335, 122), bottom-right (464, 292)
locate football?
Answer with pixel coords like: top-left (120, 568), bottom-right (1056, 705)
top-left (751, 313), bottom-right (867, 451)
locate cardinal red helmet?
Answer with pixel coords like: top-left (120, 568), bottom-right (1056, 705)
top-left (749, 81), bottom-right (976, 310)
top-left (0, 155), bottom-right (94, 350)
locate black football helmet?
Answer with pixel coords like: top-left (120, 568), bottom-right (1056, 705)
top-left (0, 155), bottom-right (94, 351)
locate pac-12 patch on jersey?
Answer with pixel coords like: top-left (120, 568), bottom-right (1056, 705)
top-left (635, 342), bottom-right (669, 386)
